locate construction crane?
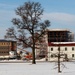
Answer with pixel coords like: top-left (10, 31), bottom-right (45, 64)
top-left (17, 48), bottom-right (32, 60)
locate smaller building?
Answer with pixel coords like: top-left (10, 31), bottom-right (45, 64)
top-left (0, 40), bottom-right (17, 59)
top-left (48, 42), bottom-right (75, 61)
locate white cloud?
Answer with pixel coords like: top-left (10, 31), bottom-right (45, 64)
top-left (42, 12), bottom-right (75, 25)
top-left (0, 3), bottom-right (18, 9)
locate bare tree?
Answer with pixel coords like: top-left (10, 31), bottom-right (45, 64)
top-left (57, 46), bottom-right (68, 73)
top-left (50, 44), bottom-right (68, 73)
top-left (5, 1), bottom-right (50, 64)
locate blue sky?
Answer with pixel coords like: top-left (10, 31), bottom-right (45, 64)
top-left (0, 0), bottom-right (75, 39)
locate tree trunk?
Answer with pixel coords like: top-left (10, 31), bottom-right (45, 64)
top-left (58, 47), bottom-right (61, 73)
top-left (32, 28), bottom-right (36, 64)
top-left (32, 44), bottom-right (36, 64)
top-left (58, 54), bottom-right (61, 73)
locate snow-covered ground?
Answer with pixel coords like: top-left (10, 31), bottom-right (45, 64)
top-left (0, 61), bottom-right (75, 75)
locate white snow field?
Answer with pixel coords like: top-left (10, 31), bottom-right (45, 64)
top-left (0, 61), bottom-right (75, 75)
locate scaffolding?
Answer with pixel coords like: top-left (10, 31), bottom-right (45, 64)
top-left (47, 29), bottom-right (74, 42)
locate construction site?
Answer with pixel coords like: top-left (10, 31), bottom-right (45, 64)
top-left (35, 29), bottom-right (74, 60)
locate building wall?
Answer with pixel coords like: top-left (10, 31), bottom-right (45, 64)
top-left (0, 40), bottom-right (17, 56)
top-left (48, 44), bottom-right (75, 61)
top-left (35, 34), bottom-right (48, 59)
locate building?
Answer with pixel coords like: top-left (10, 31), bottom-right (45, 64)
top-left (35, 35), bottom-right (48, 59)
top-left (48, 42), bottom-right (75, 61)
top-left (0, 40), bottom-right (17, 59)
top-left (47, 29), bottom-right (74, 42)
top-left (35, 29), bottom-right (75, 61)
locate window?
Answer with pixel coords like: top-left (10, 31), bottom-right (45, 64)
top-left (51, 48), bottom-right (53, 51)
top-left (1, 43), bottom-right (3, 45)
top-left (72, 54), bottom-right (74, 58)
top-left (72, 47), bottom-right (74, 51)
top-left (65, 47), bottom-right (67, 51)
top-left (51, 55), bottom-right (53, 58)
